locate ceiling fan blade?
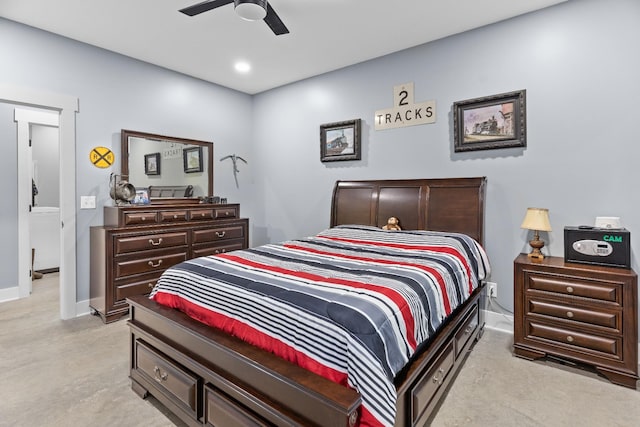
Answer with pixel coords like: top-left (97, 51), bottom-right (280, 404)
top-left (179, 0), bottom-right (234, 17)
top-left (264, 3), bottom-right (289, 35)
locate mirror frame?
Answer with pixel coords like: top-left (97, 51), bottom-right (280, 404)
top-left (120, 129), bottom-right (214, 201)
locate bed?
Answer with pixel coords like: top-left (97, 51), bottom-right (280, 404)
top-left (127, 177), bottom-right (489, 427)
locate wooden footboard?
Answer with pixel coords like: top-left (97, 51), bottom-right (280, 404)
top-left (127, 284), bottom-right (485, 427)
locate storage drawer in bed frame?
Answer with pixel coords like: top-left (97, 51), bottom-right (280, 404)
top-left (127, 283), bottom-right (485, 427)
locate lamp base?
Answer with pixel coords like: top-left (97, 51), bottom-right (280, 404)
top-left (528, 233), bottom-right (546, 260)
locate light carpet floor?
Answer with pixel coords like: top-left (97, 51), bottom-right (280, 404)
top-left (0, 273), bottom-right (638, 426)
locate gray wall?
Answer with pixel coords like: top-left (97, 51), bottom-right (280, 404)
top-left (251, 0), bottom-right (640, 311)
top-left (1, 0), bottom-right (639, 319)
top-left (0, 18), bottom-right (254, 299)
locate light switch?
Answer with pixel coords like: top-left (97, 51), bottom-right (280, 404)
top-left (80, 196), bottom-right (96, 209)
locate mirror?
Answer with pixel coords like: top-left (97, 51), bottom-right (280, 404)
top-left (121, 129), bottom-right (213, 201)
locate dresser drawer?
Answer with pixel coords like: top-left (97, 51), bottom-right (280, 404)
top-left (193, 241), bottom-right (245, 258)
top-left (526, 320), bottom-right (621, 358)
top-left (190, 208), bottom-right (215, 221)
top-left (114, 272), bottom-right (163, 304)
top-left (158, 210), bottom-right (189, 223)
top-left (204, 385), bottom-right (269, 427)
top-left (454, 304), bottom-right (479, 357)
top-left (115, 251), bottom-right (187, 278)
top-left (411, 342), bottom-right (454, 423)
top-left (526, 273), bottom-right (620, 305)
top-left (193, 225), bottom-right (246, 244)
top-left (214, 206), bottom-right (237, 219)
top-left (114, 231), bottom-right (188, 255)
top-left (134, 341), bottom-right (200, 415)
top-left (123, 211), bottom-right (158, 226)
top-left (527, 297), bottom-right (620, 332)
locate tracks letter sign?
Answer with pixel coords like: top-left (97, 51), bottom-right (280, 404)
top-left (374, 83), bottom-right (436, 130)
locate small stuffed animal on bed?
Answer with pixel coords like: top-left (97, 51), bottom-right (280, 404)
top-left (382, 216), bottom-right (401, 231)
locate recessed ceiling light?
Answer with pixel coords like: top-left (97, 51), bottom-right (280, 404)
top-left (234, 61), bottom-right (251, 73)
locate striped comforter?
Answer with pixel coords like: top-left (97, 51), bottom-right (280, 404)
top-left (150, 225), bottom-right (490, 427)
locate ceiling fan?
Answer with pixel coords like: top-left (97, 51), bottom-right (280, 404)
top-left (180, 0), bottom-right (289, 36)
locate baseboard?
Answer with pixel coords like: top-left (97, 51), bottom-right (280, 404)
top-left (0, 286), bottom-right (19, 303)
top-left (483, 309), bottom-right (514, 334)
top-left (76, 299), bottom-right (91, 317)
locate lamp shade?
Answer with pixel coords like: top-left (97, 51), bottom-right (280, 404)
top-left (520, 207), bottom-right (552, 232)
top-left (235, 0), bottom-right (267, 21)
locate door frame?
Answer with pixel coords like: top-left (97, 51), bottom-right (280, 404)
top-left (1, 84), bottom-right (78, 320)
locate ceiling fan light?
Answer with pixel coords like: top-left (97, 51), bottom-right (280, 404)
top-left (234, 0), bottom-right (267, 21)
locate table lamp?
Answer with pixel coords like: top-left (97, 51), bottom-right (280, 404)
top-left (521, 207), bottom-right (552, 260)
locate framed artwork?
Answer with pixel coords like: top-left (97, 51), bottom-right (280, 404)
top-left (183, 146), bottom-right (203, 173)
top-left (453, 90), bottom-right (526, 152)
top-left (144, 153), bottom-right (160, 175)
top-left (320, 119), bottom-right (361, 162)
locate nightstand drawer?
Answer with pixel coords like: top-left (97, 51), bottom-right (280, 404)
top-left (526, 274), bottom-right (620, 304)
top-left (526, 320), bottom-right (620, 357)
top-left (527, 298), bottom-right (620, 331)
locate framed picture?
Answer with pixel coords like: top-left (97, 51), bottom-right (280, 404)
top-left (183, 146), bottom-right (203, 173)
top-left (320, 119), bottom-right (361, 162)
top-left (453, 90), bottom-right (526, 152)
top-left (144, 153), bottom-right (160, 175)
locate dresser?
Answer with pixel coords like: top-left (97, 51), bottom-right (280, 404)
top-left (90, 203), bottom-right (249, 323)
top-left (513, 254), bottom-right (638, 388)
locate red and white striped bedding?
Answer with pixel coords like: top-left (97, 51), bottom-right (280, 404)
top-left (150, 225), bottom-right (490, 427)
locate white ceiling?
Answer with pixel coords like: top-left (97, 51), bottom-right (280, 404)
top-left (1, 0), bottom-right (566, 94)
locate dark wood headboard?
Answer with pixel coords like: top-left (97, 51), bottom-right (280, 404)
top-left (330, 177), bottom-right (486, 244)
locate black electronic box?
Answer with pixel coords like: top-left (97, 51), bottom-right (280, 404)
top-left (564, 226), bottom-right (630, 269)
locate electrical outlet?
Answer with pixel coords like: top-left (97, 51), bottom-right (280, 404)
top-left (487, 282), bottom-right (497, 299)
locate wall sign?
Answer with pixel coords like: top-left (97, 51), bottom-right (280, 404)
top-left (374, 82), bottom-right (436, 130)
top-left (90, 146), bottom-right (114, 169)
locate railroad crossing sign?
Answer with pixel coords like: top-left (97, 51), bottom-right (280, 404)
top-left (90, 146), bottom-right (114, 169)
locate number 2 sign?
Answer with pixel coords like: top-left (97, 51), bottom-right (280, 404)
top-left (375, 82), bottom-right (436, 131)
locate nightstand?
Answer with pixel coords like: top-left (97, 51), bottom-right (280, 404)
top-left (513, 254), bottom-right (638, 388)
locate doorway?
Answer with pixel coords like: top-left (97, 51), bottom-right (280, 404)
top-left (1, 84), bottom-right (79, 319)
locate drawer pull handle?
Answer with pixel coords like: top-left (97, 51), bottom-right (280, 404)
top-left (173, 214), bottom-right (178, 219)
top-left (148, 283), bottom-right (155, 289)
top-left (148, 260), bottom-right (163, 268)
top-left (201, 213), bottom-right (205, 217)
top-left (214, 249), bottom-right (226, 255)
top-left (215, 231), bottom-right (226, 238)
top-left (464, 325), bottom-right (473, 335)
top-left (153, 366), bottom-right (168, 383)
top-left (225, 211), bottom-right (230, 216)
top-left (148, 238), bottom-right (163, 246)
top-left (566, 335), bottom-right (574, 343)
top-left (566, 311), bottom-right (574, 318)
top-left (566, 286), bottom-right (574, 293)
top-left (432, 367), bottom-right (445, 385)
top-left (141, 216), bottom-right (147, 221)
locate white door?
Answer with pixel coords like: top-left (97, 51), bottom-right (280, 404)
top-left (15, 108), bottom-right (59, 297)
